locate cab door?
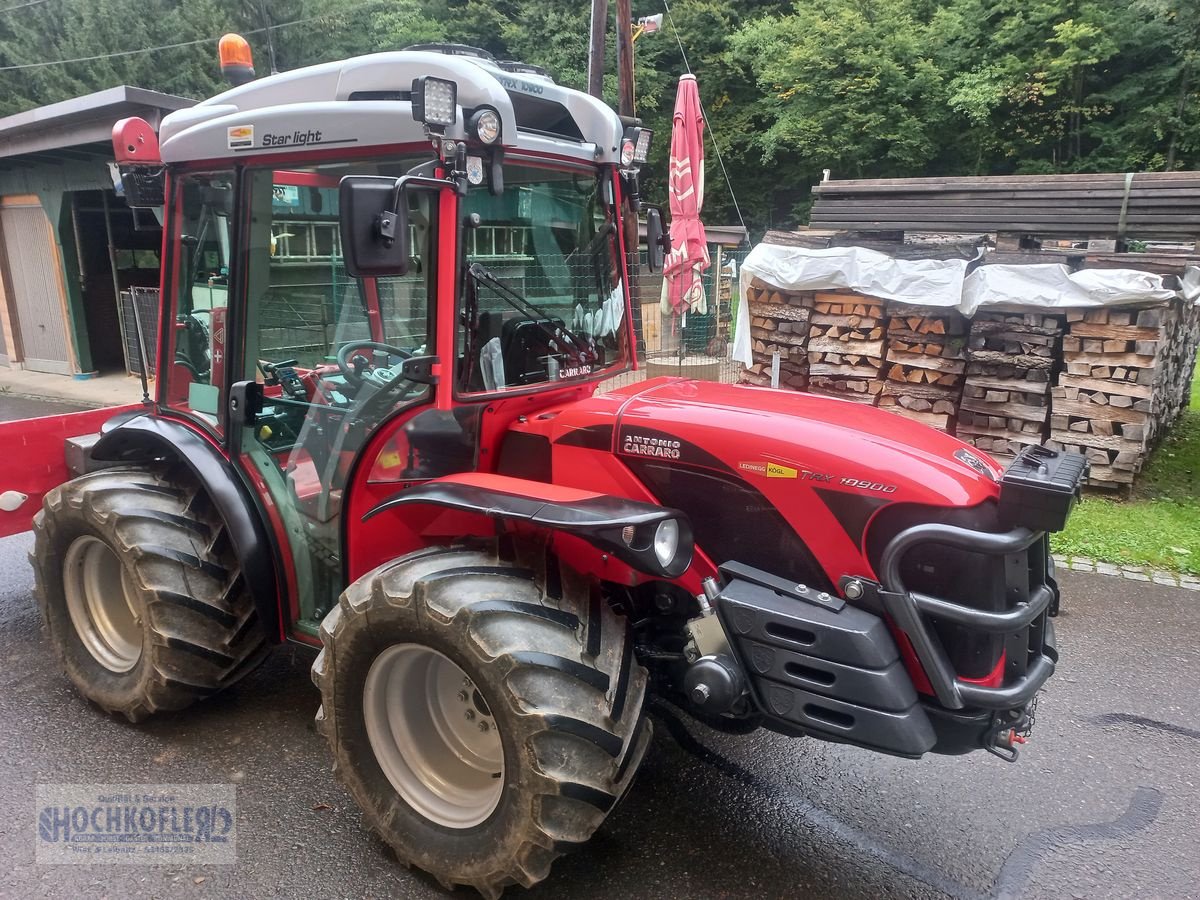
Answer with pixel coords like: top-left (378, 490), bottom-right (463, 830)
top-left (231, 162), bottom-right (441, 637)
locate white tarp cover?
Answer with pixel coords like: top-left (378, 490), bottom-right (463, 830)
top-left (731, 243), bottom-right (1187, 367)
top-left (1182, 267), bottom-right (1200, 304)
top-left (960, 264), bottom-right (1177, 316)
top-left (733, 244), bottom-right (969, 365)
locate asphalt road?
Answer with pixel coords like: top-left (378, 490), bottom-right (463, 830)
top-left (0, 395), bottom-right (91, 423)
top-left (2, 529), bottom-right (1198, 899)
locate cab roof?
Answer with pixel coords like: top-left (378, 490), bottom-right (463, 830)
top-left (157, 48), bottom-right (623, 167)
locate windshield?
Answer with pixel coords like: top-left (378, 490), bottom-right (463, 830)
top-left (458, 163), bottom-right (628, 393)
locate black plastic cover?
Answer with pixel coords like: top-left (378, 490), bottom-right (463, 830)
top-left (999, 445), bottom-right (1088, 533)
top-left (716, 568), bottom-right (936, 757)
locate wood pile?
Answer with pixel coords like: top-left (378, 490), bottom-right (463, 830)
top-left (809, 172), bottom-right (1200, 241)
top-left (739, 277), bottom-right (813, 390)
top-left (955, 312), bottom-right (1063, 464)
top-left (804, 291), bottom-right (885, 404)
top-left (1048, 303), bottom-right (1200, 486)
top-left (878, 303), bottom-right (968, 429)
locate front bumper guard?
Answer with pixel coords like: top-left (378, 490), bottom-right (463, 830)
top-left (857, 522), bottom-right (1057, 711)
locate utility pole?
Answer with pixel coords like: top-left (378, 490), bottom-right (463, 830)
top-left (614, 0), bottom-right (635, 117)
top-left (606, 0), bottom-right (643, 357)
top-left (587, 0), bottom-right (609, 99)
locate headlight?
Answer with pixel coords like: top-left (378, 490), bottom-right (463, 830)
top-left (620, 138), bottom-right (636, 167)
top-left (469, 108), bottom-right (501, 144)
top-left (653, 519), bottom-right (680, 568)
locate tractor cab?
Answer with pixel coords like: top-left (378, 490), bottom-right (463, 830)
top-left (113, 44), bottom-right (658, 634)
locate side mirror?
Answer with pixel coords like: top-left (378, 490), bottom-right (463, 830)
top-left (340, 176), bottom-right (412, 278)
top-left (645, 206), bottom-right (668, 273)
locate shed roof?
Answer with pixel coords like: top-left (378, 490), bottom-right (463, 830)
top-left (0, 86), bottom-right (194, 165)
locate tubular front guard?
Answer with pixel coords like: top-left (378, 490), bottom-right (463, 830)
top-left (869, 523), bottom-right (1058, 711)
top-left (712, 445), bottom-right (1082, 758)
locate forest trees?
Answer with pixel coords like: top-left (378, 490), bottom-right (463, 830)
top-left (0, 0), bottom-right (1196, 233)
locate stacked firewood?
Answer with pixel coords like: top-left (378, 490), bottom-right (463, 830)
top-left (804, 291), bottom-right (885, 403)
top-left (955, 312), bottom-right (1063, 463)
top-left (740, 278), bottom-right (813, 389)
top-left (877, 303), bottom-right (968, 429)
top-left (1049, 303), bottom-right (1200, 486)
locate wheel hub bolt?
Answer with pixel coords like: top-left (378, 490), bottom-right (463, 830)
top-left (457, 690), bottom-right (469, 702)
top-left (478, 721), bottom-right (490, 733)
top-left (464, 709), bottom-right (476, 721)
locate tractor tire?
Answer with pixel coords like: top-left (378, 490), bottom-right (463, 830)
top-left (313, 546), bottom-right (651, 898)
top-left (31, 465), bottom-right (269, 722)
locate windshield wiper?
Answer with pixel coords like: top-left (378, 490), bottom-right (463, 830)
top-left (466, 263), bottom-right (593, 357)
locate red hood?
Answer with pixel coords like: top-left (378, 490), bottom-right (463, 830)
top-left (536, 377), bottom-right (1003, 586)
top-left (610, 379), bottom-right (1001, 509)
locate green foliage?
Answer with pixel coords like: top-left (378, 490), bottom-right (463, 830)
top-left (0, 0), bottom-right (1196, 233)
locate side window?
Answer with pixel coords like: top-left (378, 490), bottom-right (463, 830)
top-left (243, 169), bottom-right (432, 373)
top-left (239, 164), bottom-right (434, 516)
top-left (459, 166), bottom-right (626, 393)
top-left (163, 170), bottom-right (235, 428)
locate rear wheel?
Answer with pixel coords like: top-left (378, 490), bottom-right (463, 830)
top-left (31, 466), bottom-right (269, 722)
top-left (314, 546), bottom-right (651, 898)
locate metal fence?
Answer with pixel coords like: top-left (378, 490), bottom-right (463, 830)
top-left (600, 246), bottom-right (749, 392)
top-left (118, 287), bottom-right (161, 377)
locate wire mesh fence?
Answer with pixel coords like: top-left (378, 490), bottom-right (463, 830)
top-left (600, 245), bottom-right (749, 393)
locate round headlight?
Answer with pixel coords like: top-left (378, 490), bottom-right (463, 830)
top-left (652, 519), bottom-right (680, 568)
top-left (470, 109), bottom-right (501, 145)
top-left (620, 138), bottom-right (636, 167)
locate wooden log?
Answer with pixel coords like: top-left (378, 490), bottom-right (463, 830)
top-left (1066, 351), bottom-right (1156, 368)
top-left (884, 349), bottom-right (966, 374)
top-left (1047, 430), bottom-right (1144, 452)
top-left (1051, 398), bottom-right (1149, 425)
top-left (966, 350), bottom-right (1054, 369)
top-left (808, 363), bottom-right (881, 378)
top-left (807, 336), bottom-right (884, 357)
top-left (1069, 322), bottom-right (1162, 341)
top-left (748, 301), bottom-right (812, 322)
top-left (960, 397), bottom-right (1049, 423)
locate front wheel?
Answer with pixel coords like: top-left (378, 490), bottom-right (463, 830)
top-left (313, 547), bottom-right (651, 897)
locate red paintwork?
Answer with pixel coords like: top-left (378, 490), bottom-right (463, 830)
top-left (508, 377), bottom-right (998, 582)
top-left (959, 651), bottom-right (1007, 689)
top-left (112, 117), bottom-right (161, 165)
top-left (0, 405), bottom-right (141, 538)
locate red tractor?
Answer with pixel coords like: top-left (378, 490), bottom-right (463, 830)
top-left (1, 41), bottom-right (1083, 897)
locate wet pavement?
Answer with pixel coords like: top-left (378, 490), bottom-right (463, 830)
top-left (0, 395), bottom-right (91, 424)
top-left (1, 528), bottom-right (1197, 899)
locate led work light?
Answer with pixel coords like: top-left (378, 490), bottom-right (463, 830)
top-left (621, 126), bottom-right (653, 167)
top-left (411, 76), bottom-right (458, 128)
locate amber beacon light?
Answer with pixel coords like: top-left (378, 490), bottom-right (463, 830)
top-left (219, 33), bottom-right (255, 86)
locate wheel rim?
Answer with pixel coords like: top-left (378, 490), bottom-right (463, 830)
top-left (363, 644), bottom-right (504, 829)
top-left (63, 535), bottom-right (143, 674)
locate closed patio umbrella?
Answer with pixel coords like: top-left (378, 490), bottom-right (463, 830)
top-left (661, 74), bottom-right (710, 318)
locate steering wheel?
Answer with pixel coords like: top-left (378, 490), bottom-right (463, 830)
top-left (337, 341), bottom-right (413, 389)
